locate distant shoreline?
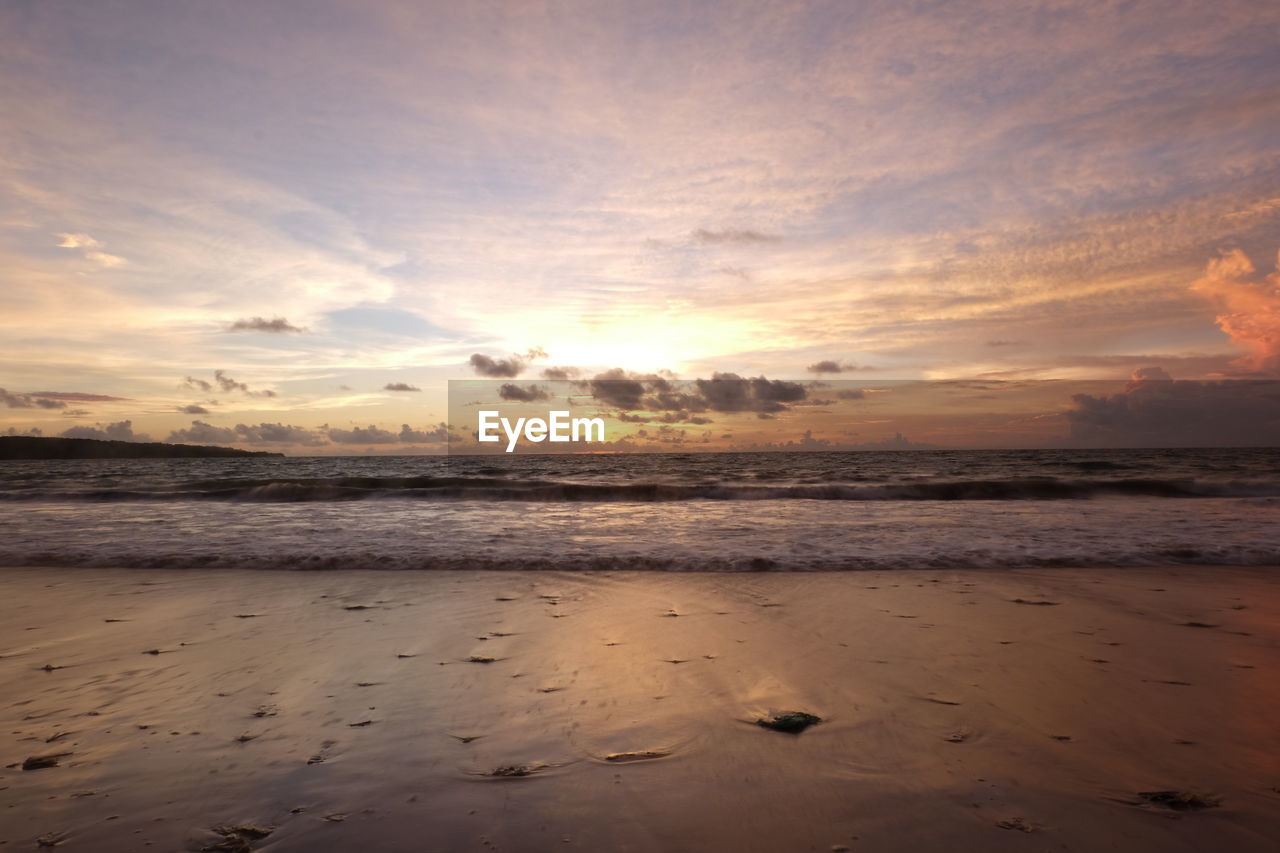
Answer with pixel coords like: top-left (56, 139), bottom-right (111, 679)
top-left (0, 436), bottom-right (282, 460)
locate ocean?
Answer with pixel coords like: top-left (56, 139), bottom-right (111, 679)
top-left (2, 448), bottom-right (1278, 572)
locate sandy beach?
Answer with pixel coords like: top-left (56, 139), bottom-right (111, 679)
top-left (1, 566), bottom-right (1277, 852)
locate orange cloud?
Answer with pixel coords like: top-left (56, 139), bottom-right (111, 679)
top-left (1192, 248), bottom-right (1280, 374)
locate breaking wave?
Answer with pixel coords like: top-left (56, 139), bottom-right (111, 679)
top-left (3, 476), bottom-right (1280, 502)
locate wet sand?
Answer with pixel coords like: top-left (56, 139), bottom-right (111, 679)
top-left (1, 566), bottom-right (1277, 851)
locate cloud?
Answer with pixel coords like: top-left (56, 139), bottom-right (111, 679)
top-left (56, 233), bottom-right (101, 249)
top-left (60, 420), bottom-right (151, 442)
top-left (184, 371), bottom-right (277, 397)
top-left (179, 404), bottom-right (210, 414)
top-left (540, 366), bottom-right (580, 380)
top-left (498, 383), bottom-right (549, 402)
top-left (806, 360), bottom-right (871, 374)
top-left (584, 368), bottom-right (647, 409)
top-left (235, 422), bottom-right (322, 444)
top-left (1130, 366), bottom-right (1172, 382)
top-left (166, 421), bottom-right (326, 445)
top-left (26, 392), bottom-right (128, 402)
top-left (690, 229), bottom-right (780, 245)
top-left (695, 373), bottom-right (807, 414)
top-left (327, 424), bottom-right (399, 444)
top-left (1065, 374), bottom-right (1280, 447)
top-left (0, 389), bottom-right (88, 409)
top-left (1191, 247), bottom-right (1280, 374)
top-left (228, 316), bottom-right (308, 333)
top-left (55, 232), bottom-right (125, 267)
top-left (469, 349), bottom-right (547, 378)
top-left (383, 382), bottom-right (421, 392)
top-left (1, 388), bottom-right (68, 409)
top-left (398, 423), bottom-right (450, 444)
top-left (166, 421), bottom-right (237, 444)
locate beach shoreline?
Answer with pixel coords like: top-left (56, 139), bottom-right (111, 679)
top-left (2, 566), bottom-right (1277, 851)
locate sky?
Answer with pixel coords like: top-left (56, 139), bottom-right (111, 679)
top-left (1, 0), bottom-right (1278, 452)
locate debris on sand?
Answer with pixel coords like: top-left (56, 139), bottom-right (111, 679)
top-left (943, 730), bottom-right (970, 743)
top-left (604, 750), bottom-right (670, 762)
top-left (348, 719), bottom-right (375, 727)
top-left (322, 813), bottom-right (347, 822)
top-left (995, 817), bottom-right (1037, 832)
top-left (40, 664), bottom-right (65, 672)
top-left (22, 753), bottom-right (71, 770)
top-left (342, 605), bottom-right (373, 611)
top-left (1010, 598), bottom-right (1060, 606)
top-left (354, 682), bottom-right (381, 687)
top-left (396, 653), bottom-right (417, 658)
top-left (1135, 790), bottom-right (1220, 811)
top-left (233, 733), bottom-right (259, 743)
top-left (756, 711), bottom-right (822, 734)
top-left (921, 697), bottom-right (962, 706)
top-left (203, 824), bottom-right (274, 852)
top-left (451, 734), bottom-right (482, 744)
top-left (487, 763), bottom-right (547, 777)
top-left (1051, 734), bottom-right (1073, 742)
top-left (1181, 621), bottom-right (1219, 628)
top-left (234, 614), bottom-right (260, 619)
top-left (142, 649), bottom-right (163, 655)
top-left (467, 656), bottom-right (499, 664)
top-left (251, 704), bottom-right (278, 718)
top-left (36, 832), bottom-right (67, 848)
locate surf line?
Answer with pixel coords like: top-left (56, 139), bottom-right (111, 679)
top-left (477, 410), bottom-right (606, 453)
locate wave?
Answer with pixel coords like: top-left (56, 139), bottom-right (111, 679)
top-left (3, 475), bottom-right (1280, 502)
top-left (3, 543), bottom-right (1278, 572)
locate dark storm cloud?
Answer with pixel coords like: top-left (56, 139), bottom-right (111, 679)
top-left (498, 383), bottom-right (549, 402)
top-left (1065, 371), bottom-right (1280, 447)
top-left (228, 316), bottom-right (307, 333)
